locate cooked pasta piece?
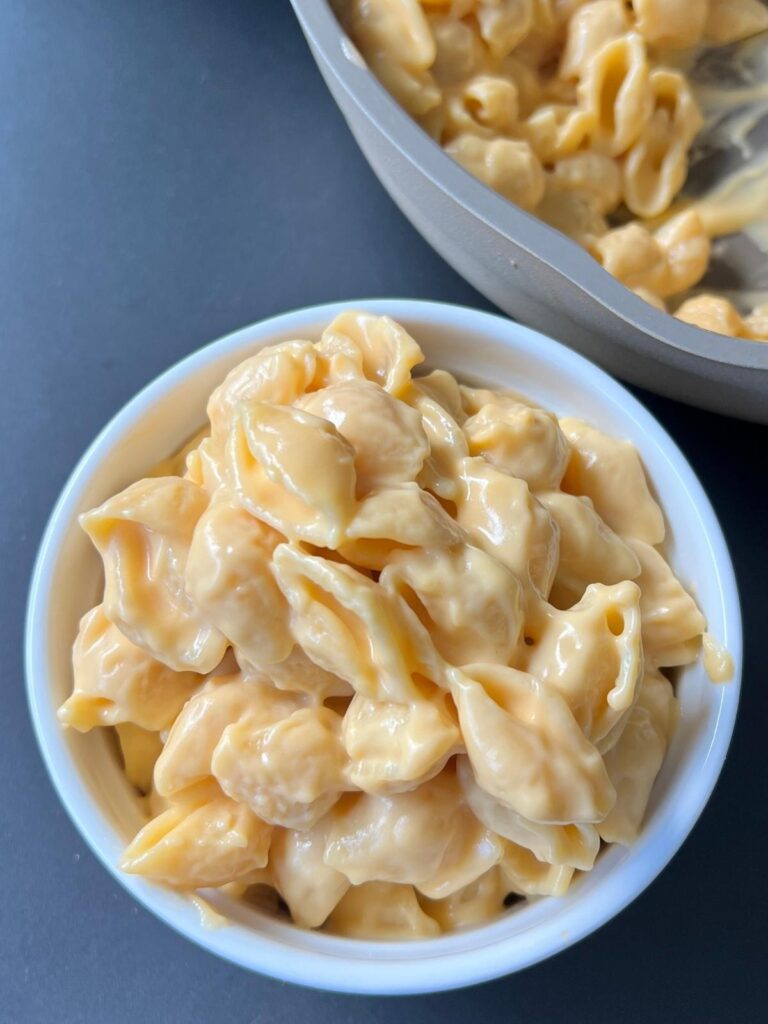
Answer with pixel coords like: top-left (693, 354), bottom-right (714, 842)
top-left (115, 723), bottom-right (164, 794)
top-left (598, 670), bottom-right (678, 844)
top-left (320, 311), bottom-right (424, 396)
top-left (227, 402), bottom-right (358, 548)
top-left (445, 134), bottom-right (545, 209)
top-left (324, 771), bottom-right (463, 885)
top-left (420, 866), bottom-right (507, 931)
top-left (463, 401), bottom-right (570, 491)
top-left (338, 482), bottom-right (463, 569)
top-left (343, 690), bottom-right (461, 793)
top-left (457, 755), bottom-right (600, 869)
top-left (184, 500), bottom-right (293, 668)
top-left (241, 645), bottom-right (353, 704)
top-left (272, 544), bottom-right (438, 702)
top-left (212, 706), bottom-right (348, 830)
top-left (381, 543), bottom-right (523, 664)
top-left (327, 882), bottom-right (441, 939)
top-left (120, 787), bottom-right (272, 889)
top-left (520, 580), bottom-right (643, 748)
top-left (59, 605), bottom-right (202, 732)
top-left (207, 340), bottom-right (317, 444)
top-left (456, 456), bottom-right (560, 595)
top-left (298, 380), bottom-right (429, 496)
top-left (500, 841), bottom-right (574, 896)
top-left (269, 820), bottom-right (350, 928)
top-left (450, 664), bottom-right (616, 824)
top-left (629, 539), bottom-right (706, 668)
top-left (81, 477), bottom-right (227, 672)
top-left (560, 417), bottom-right (665, 544)
top-left (153, 676), bottom-right (305, 798)
top-left (538, 491), bottom-right (641, 604)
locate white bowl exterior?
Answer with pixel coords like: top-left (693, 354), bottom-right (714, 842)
top-left (26, 300), bottom-right (742, 994)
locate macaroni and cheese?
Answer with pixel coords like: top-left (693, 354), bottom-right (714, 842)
top-left (334, 0), bottom-right (768, 340)
top-left (59, 312), bottom-right (728, 939)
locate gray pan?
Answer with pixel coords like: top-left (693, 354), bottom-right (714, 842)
top-left (290, 0), bottom-right (768, 422)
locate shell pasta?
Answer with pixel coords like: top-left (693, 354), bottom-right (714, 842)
top-left (59, 313), bottom-right (727, 940)
top-left (335, 0), bottom-right (768, 340)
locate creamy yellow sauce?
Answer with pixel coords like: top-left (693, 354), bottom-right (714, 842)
top-left (189, 895), bottom-right (228, 930)
top-left (702, 631), bottom-right (735, 683)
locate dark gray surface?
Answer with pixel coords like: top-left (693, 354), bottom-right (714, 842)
top-left (0, 2), bottom-right (765, 1022)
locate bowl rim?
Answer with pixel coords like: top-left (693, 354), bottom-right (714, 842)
top-left (25, 298), bottom-right (743, 995)
top-left (289, 0), bottom-right (768, 374)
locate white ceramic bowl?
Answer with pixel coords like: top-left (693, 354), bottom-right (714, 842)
top-left (26, 299), bottom-right (741, 995)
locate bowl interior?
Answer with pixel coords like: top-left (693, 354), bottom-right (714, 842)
top-left (27, 300), bottom-right (741, 993)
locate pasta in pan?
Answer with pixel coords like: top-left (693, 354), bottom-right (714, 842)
top-left (60, 313), bottom-right (729, 940)
top-left (334, 0), bottom-right (768, 340)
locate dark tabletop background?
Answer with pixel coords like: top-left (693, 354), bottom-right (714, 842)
top-left (1, 2), bottom-right (766, 1022)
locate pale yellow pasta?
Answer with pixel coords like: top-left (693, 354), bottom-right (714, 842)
top-left (184, 500), bottom-right (293, 669)
top-left (269, 821), bottom-right (350, 928)
top-left (594, 211), bottom-right (711, 299)
top-left (272, 543), bottom-right (436, 702)
top-left (536, 183), bottom-right (609, 248)
top-left (417, 802), bottom-right (504, 898)
top-left (632, 0), bottom-right (707, 47)
top-left (456, 455), bottom-right (560, 596)
top-left (59, 605), bottom-right (202, 732)
top-left (338, 482), bottom-right (463, 569)
top-left (457, 755), bottom-right (600, 869)
top-left (381, 543), bottom-right (523, 664)
top-left (421, 867), bottom-right (506, 931)
top-left (675, 294), bottom-right (747, 336)
top-left (623, 70), bottom-right (701, 218)
top-left (405, 376), bottom-right (469, 500)
top-left (66, 312), bottom-right (724, 937)
top-left (207, 340), bottom-right (317, 444)
top-left (560, 1), bottom-right (628, 80)
top-left (327, 882), bottom-right (441, 939)
top-left (598, 669), bottom-right (678, 843)
top-left (578, 32), bottom-right (652, 157)
top-left (522, 103), bottom-right (594, 162)
top-left (500, 841), bottom-right (575, 896)
top-left (629, 539), bottom-right (707, 668)
top-left (538, 491), bottom-right (641, 604)
top-left (476, 0), bottom-right (534, 60)
top-left (298, 380), bottom-right (428, 496)
top-left (560, 417), bottom-right (665, 544)
top-left (81, 477), bottom-right (227, 673)
top-left (240, 645), bottom-right (353, 704)
top-left (227, 402), bottom-right (357, 548)
top-left (463, 401), bottom-right (570, 491)
top-left (654, 210), bottom-right (711, 297)
top-left (184, 435), bottom-right (227, 494)
top-left (442, 74), bottom-right (520, 140)
top-left (153, 675), bottom-right (304, 798)
top-left (548, 152), bottom-right (623, 216)
top-left (343, 690), bottom-right (461, 793)
top-left (324, 772), bottom-right (464, 885)
top-left (320, 311), bottom-right (425, 396)
top-left (211, 706), bottom-right (348, 830)
top-left (445, 133), bottom-right (545, 209)
top-left (338, 1), bottom-right (768, 338)
top-left (450, 664), bottom-right (616, 824)
top-left (520, 580), bottom-right (643, 748)
top-left (428, 11), bottom-right (483, 87)
top-left (120, 787), bottom-right (272, 889)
